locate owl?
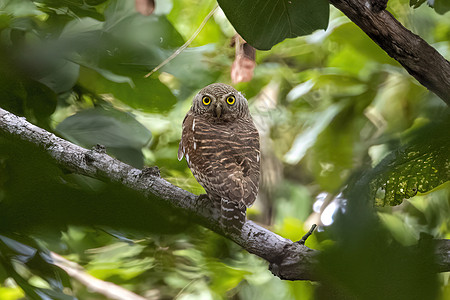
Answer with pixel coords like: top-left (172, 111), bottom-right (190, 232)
top-left (178, 83), bottom-right (260, 235)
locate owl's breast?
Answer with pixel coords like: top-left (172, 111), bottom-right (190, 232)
top-left (180, 112), bottom-right (260, 205)
top-left (200, 119), bottom-right (257, 161)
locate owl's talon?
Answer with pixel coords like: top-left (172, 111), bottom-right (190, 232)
top-left (142, 166), bottom-right (160, 177)
top-left (194, 194), bottom-right (216, 216)
top-left (85, 144), bottom-right (107, 164)
top-left (196, 194), bottom-right (210, 205)
top-left (92, 144), bottom-right (106, 153)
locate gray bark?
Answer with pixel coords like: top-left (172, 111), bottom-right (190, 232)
top-left (0, 107), bottom-right (449, 281)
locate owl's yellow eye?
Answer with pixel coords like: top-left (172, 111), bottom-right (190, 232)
top-left (226, 95), bottom-right (236, 105)
top-left (202, 96), bottom-right (211, 106)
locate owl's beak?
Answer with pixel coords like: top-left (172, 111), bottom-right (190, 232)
top-left (214, 102), bottom-right (223, 118)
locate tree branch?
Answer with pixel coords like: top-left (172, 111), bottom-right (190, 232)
top-left (330, 0), bottom-right (450, 105)
top-left (0, 107), bottom-right (318, 281)
top-left (0, 107), bottom-right (449, 281)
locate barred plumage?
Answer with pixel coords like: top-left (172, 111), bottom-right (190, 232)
top-left (178, 83), bottom-right (260, 235)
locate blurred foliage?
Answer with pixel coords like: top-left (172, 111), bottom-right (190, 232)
top-left (0, 0), bottom-right (449, 299)
top-left (0, 233), bottom-right (74, 300)
top-left (367, 117), bottom-right (450, 206)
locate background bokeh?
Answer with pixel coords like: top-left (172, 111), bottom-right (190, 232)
top-left (0, 0), bottom-right (449, 299)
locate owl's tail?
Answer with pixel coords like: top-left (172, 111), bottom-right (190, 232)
top-left (220, 198), bottom-right (246, 235)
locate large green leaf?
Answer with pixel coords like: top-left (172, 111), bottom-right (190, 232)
top-left (434, 0), bottom-right (450, 14)
top-left (78, 67), bottom-right (178, 113)
top-left (0, 59), bottom-right (57, 129)
top-left (58, 2), bottom-right (181, 112)
top-left (56, 106), bottom-right (152, 167)
top-left (217, 0), bottom-right (330, 50)
top-left (358, 116), bottom-right (450, 206)
top-left (161, 45), bottom-right (222, 95)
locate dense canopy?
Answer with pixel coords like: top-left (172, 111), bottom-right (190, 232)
top-left (0, 0), bottom-right (449, 299)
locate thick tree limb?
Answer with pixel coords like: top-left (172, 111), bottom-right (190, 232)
top-left (0, 107), bottom-right (449, 281)
top-left (0, 107), bottom-right (318, 281)
top-left (330, 0), bottom-right (450, 105)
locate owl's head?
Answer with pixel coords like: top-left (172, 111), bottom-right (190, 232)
top-left (191, 83), bottom-right (250, 121)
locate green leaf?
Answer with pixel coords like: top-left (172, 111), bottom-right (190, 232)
top-left (56, 106), bottom-right (152, 167)
top-left (0, 58), bottom-right (57, 128)
top-left (57, 107), bottom-right (151, 149)
top-left (207, 261), bottom-right (251, 294)
top-left (59, 9), bottom-right (180, 112)
top-left (434, 0), bottom-right (450, 14)
top-left (78, 67), bottom-right (177, 113)
top-left (0, 234), bottom-right (75, 300)
top-left (410, 0), bottom-right (427, 8)
top-left (0, 0), bottom-right (40, 17)
top-left (161, 45), bottom-right (222, 93)
top-left (364, 116), bottom-right (450, 206)
top-left (75, 57), bottom-right (134, 86)
top-left (0, 14), bottom-right (12, 29)
top-left (34, 288), bottom-right (77, 300)
top-left (86, 243), bottom-right (154, 281)
top-left (35, 0), bottom-right (106, 21)
top-left (217, 0), bottom-right (329, 50)
top-left (35, 60), bottom-right (80, 95)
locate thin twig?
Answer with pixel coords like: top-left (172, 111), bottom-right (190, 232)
top-left (51, 252), bottom-right (147, 300)
top-left (144, 5), bottom-right (219, 78)
top-left (298, 224), bottom-right (317, 245)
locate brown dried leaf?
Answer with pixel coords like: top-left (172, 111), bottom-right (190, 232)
top-left (231, 35), bottom-right (256, 84)
top-left (135, 0), bottom-right (155, 16)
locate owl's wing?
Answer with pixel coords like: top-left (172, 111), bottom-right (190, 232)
top-left (178, 112), bottom-right (194, 162)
